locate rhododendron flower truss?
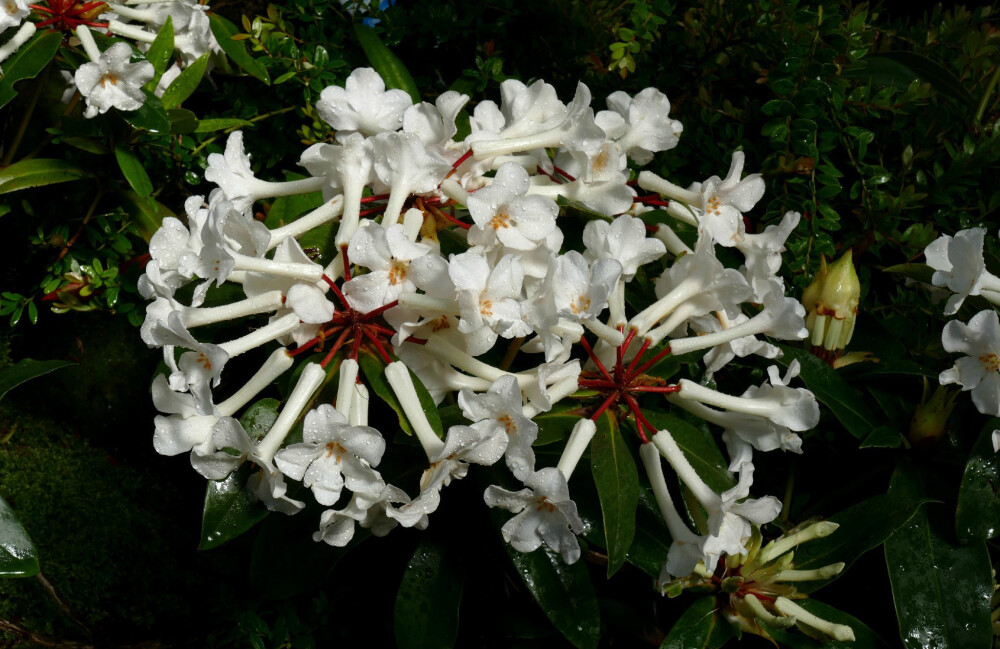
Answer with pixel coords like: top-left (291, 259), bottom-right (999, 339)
top-left (141, 67), bottom-right (819, 596)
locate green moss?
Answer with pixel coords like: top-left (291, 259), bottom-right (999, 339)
top-left (0, 401), bottom-right (208, 646)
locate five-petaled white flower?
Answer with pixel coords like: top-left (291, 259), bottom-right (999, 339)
top-left (940, 309), bottom-right (1000, 416)
top-left (75, 42), bottom-right (154, 119)
top-left (484, 467), bottom-right (585, 564)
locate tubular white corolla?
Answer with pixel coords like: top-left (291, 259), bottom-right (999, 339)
top-left (334, 358), bottom-right (359, 418)
top-left (254, 362), bottom-right (327, 463)
top-left (218, 313), bottom-right (301, 358)
top-left (757, 521), bottom-right (839, 563)
top-left (268, 197), bottom-right (344, 250)
top-left (637, 171), bottom-right (702, 205)
top-left (183, 291), bottom-right (284, 328)
top-left (639, 443), bottom-right (702, 545)
top-left (214, 348), bottom-right (295, 418)
top-left (385, 361), bottom-right (445, 459)
top-left (556, 419), bottom-right (596, 480)
top-left (773, 597), bottom-right (855, 642)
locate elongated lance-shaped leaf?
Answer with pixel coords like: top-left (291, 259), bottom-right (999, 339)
top-left (208, 13), bottom-right (270, 84)
top-left (591, 411), bottom-right (638, 577)
top-left (0, 159), bottom-right (92, 195)
top-left (884, 460), bottom-right (993, 649)
top-left (394, 536), bottom-right (465, 649)
top-left (161, 53), bottom-right (210, 109)
top-left (143, 16), bottom-right (174, 86)
top-left (354, 24), bottom-right (420, 103)
top-left (0, 30), bottom-right (61, 110)
top-left (956, 418), bottom-right (1000, 541)
top-left (115, 145), bottom-right (154, 197)
top-left (0, 358), bottom-right (75, 401)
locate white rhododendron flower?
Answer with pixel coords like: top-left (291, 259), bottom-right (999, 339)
top-left (139, 67), bottom-right (821, 584)
top-left (940, 310), bottom-right (1000, 416)
top-left (75, 41), bottom-right (154, 118)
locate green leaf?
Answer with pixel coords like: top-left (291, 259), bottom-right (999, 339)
top-left (121, 91), bottom-right (170, 134)
top-left (842, 51), bottom-right (976, 110)
top-left (144, 16), bottom-right (175, 83)
top-left (394, 537), bottom-right (465, 649)
top-left (591, 411), bottom-right (638, 577)
top-left (774, 345), bottom-right (881, 439)
top-left (791, 492), bottom-right (928, 593)
top-left (199, 399), bottom-right (279, 549)
top-left (114, 144), bottom-right (153, 197)
top-left (0, 158), bottom-right (92, 195)
top-left (194, 117), bottom-right (255, 133)
top-left (884, 461), bottom-right (993, 649)
top-left (208, 13), bottom-right (270, 84)
top-left (199, 464), bottom-right (269, 550)
top-left (956, 418), bottom-right (1000, 540)
top-left (643, 411), bottom-right (735, 492)
top-left (764, 600), bottom-right (890, 649)
top-left (161, 52), bottom-right (209, 109)
top-left (264, 187), bottom-right (325, 229)
top-left (0, 495), bottom-right (39, 577)
top-left (883, 263), bottom-right (933, 284)
top-left (505, 544), bottom-right (599, 649)
top-left (168, 108), bottom-right (199, 135)
top-left (357, 350), bottom-right (442, 439)
top-left (247, 507), bottom-right (356, 600)
top-left (0, 30), bottom-right (61, 110)
top-left (659, 596), bottom-right (734, 649)
top-left (0, 358), bottom-right (75, 401)
top-left (532, 400), bottom-right (589, 446)
top-left (354, 24), bottom-right (420, 103)
top-left (120, 190), bottom-right (175, 242)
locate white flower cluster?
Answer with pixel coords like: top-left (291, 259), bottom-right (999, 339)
top-left (62, 1), bottom-right (219, 118)
top-left (141, 67), bottom-right (818, 577)
top-left (924, 228), bottom-right (1000, 448)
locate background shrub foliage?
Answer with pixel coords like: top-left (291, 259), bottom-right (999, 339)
top-left (2, 0), bottom-right (1000, 647)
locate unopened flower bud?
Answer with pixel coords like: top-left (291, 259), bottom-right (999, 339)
top-left (908, 378), bottom-right (958, 449)
top-left (803, 250), bottom-right (861, 357)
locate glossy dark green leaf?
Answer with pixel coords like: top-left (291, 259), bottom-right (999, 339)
top-left (842, 51), bottom-right (976, 109)
top-left (122, 91), bottom-right (170, 134)
top-left (120, 190), bottom-right (175, 242)
top-left (161, 53), bottom-right (209, 109)
top-left (506, 544), bottom-right (600, 649)
top-left (194, 117), bottom-right (254, 133)
top-left (956, 418), bottom-right (1000, 540)
top-left (643, 411), bottom-right (734, 492)
top-left (394, 537), bottom-right (465, 649)
top-left (0, 30), bottom-right (61, 110)
top-left (591, 411), bottom-right (638, 577)
top-left (659, 596), bottom-right (734, 649)
top-left (354, 24), bottom-right (420, 103)
top-left (882, 263), bottom-right (933, 284)
top-left (248, 506), bottom-right (357, 600)
top-left (357, 350), bottom-right (442, 438)
top-left (115, 144), bottom-right (153, 197)
top-left (0, 495), bottom-right (39, 577)
top-left (209, 13), bottom-right (270, 84)
top-left (884, 462), bottom-right (993, 649)
top-left (0, 158), bottom-right (92, 195)
top-left (264, 187), bottom-right (325, 229)
top-left (0, 358), bottom-right (74, 401)
top-left (792, 492), bottom-right (928, 593)
top-left (168, 108), bottom-right (199, 135)
top-left (775, 345), bottom-right (880, 439)
top-left (144, 16), bottom-right (174, 83)
top-left (199, 399), bottom-right (279, 549)
top-left (534, 401), bottom-right (589, 446)
top-left (764, 599), bottom-right (890, 649)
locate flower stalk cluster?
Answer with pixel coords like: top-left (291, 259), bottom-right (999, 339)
top-left (140, 66), bottom-right (820, 602)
